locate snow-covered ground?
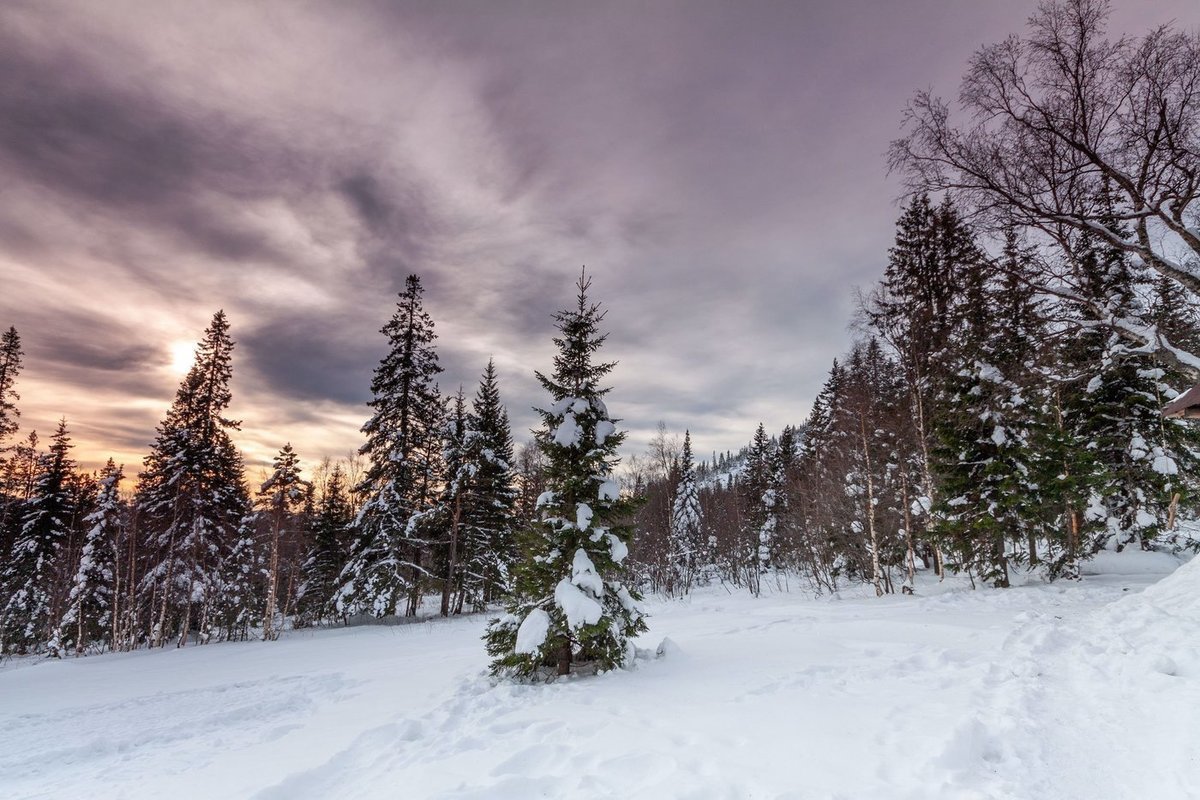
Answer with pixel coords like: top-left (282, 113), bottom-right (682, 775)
top-left (2, 552), bottom-right (1197, 799)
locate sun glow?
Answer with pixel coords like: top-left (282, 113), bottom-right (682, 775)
top-left (168, 340), bottom-right (196, 375)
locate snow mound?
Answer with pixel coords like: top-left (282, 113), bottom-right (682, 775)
top-left (930, 555), bottom-right (1200, 799)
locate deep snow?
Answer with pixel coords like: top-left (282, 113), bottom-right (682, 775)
top-left (2, 551), bottom-right (1196, 799)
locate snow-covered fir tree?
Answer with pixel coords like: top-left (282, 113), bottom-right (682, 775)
top-left (1, 419), bottom-right (75, 654)
top-left (0, 326), bottom-right (24, 560)
top-left (931, 234), bottom-right (1051, 587)
top-left (60, 459), bottom-right (123, 654)
top-left (340, 274), bottom-right (444, 618)
top-left (433, 388), bottom-right (472, 616)
top-left (742, 422), bottom-right (772, 594)
top-left (667, 430), bottom-right (703, 595)
top-left (135, 311), bottom-right (251, 648)
top-left (0, 326), bottom-right (22, 456)
top-left (1059, 186), bottom-right (1200, 552)
top-left (485, 271), bottom-right (646, 678)
top-left (461, 359), bottom-right (518, 610)
top-left (259, 444), bottom-right (309, 640)
top-left (297, 464), bottom-right (354, 624)
top-left (766, 425), bottom-right (800, 570)
top-left (866, 195), bottom-right (982, 579)
top-left (212, 513), bottom-right (263, 642)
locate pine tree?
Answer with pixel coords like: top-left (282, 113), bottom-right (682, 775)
top-left (742, 423), bottom-right (773, 593)
top-left (340, 275), bottom-right (444, 618)
top-left (298, 464), bottom-right (354, 624)
top-left (461, 359), bottom-right (518, 610)
top-left (1, 419), bottom-right (75, 653)
top-left (931, 245), bottom-right (1030, 586)
top-left (797, 360), bottom-right (853, 591)
top-left (0, 326), bottom-right (21, 454)
top-left (435, 388), bottom-right (471, 616)
top-left (866, 195), bottom-right (983, 577)
top-left (60, 460), bottom-right (123, 654)
top-left (486, 270), bottom-right (647, 678)
top-left (135, 311), bottom-right (251, 647)
top-left (1059, 185), bottom-right (1199, 552)
top-left (0, 327), bottom-right (24, 560)
top-left (667, 430), bottom-right (704, 594)
top-left (259, 444), bottom-right (309, 640)
top-left (212, 513), bottom-right (263, 642)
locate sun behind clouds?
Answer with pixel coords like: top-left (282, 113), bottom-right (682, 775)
top-left (168, 340), bottom-right (196, 375)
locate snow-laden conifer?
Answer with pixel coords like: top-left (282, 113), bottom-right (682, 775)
top-left (297, 464), bottom-right (353, 624)
top-left (136, 311), bottom-right (251, 647)
top-left (667, 430), bottom-right (703, 595)
top-left (462, 360), bottom-right (518, 609)
top-left (486, 271), bottom-right (646, 677)
top-left (0, 326), bottom-right (22, 456)
top-left (1, 419), bottom-right (75, 653)
top-left (60, 460), bottom-right (123, 654)
top-left (339, 275), bottom-right (443, 618)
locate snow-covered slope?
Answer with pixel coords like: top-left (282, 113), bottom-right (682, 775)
top-left (0, 553), bottom-right (1193, 799)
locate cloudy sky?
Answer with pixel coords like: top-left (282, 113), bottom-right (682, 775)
top-left (1, 0), bottom-right (1192, 475)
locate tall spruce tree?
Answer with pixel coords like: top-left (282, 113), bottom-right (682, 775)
top-left (340, 275), bottom-right (444, 618)
top-left (434, 388), bottom-right (471, 616)
top-left (742, 423), bottom-right (772, 594)
top-left (0, 326), bottom-right (24, 559)
top-left (60, 460), bottom-right (123, 654)
top-left (486, 271), bottom-right (646, 678)
top-left (1059, 186), bottom-right (1199, 552)
top-left (866, 196), bottom-right (983, 577)
top-left (462, 359), bottom-right (518, 610)
top-left (1, 419), bottom-right (75, 653)
top-left (667, 430), bottom-right (703, 595)
top-left (0, 326), bottom-right (21, 456)
top-left (135, 311), bottom-right (251, 647)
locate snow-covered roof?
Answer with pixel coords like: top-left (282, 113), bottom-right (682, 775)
top-left (1162, 382), bottom-right (1200, 419)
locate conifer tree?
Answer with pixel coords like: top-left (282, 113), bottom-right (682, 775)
top-left (743, 423), bottom-right (775, 592)
top-left (434, 388), bottom-right (471, 616)
top-left (866, 196), bottom-right (983, 577)
top-left (135, 311), bottom-right (251, 647)
top-left (1, 419), bottom-right (75, 653)
top-left (298, 464), bottom-right (354, 624)
top-left (212, 513), bottom-right (263, 641)
top-left (1059, 187), bottom-right (1199, 552)
top-left (0, 326), bottom-right (22, 456)
top-left (0, 327), bottom-right (24, 558)
top-left (461, 359), bottom-right (518, 609)
top-left (797, 360), bottom-right (853, 591)
top-left (931, 246), bottom-right (1030, 586)
top-left (340, 275), bottom-right (444, 618)
top-left (486, 271), bottom-right (646, 678)
top-left (841, 341), bottom-right (905, 595)
top-left (667, 430), bottom-right (703, 594)
top-left (60, 460), bottom-right (123, 654)
top-left (259, 444), bottom-right (309, 640)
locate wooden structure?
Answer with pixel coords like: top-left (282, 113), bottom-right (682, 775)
top-left (1162, 383), bottom-right (1200, 419)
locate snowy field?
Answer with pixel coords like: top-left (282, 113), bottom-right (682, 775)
top-left (2, 552), bottom-right (1198, 800)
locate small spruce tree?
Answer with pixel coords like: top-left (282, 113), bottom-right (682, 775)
top-left (485, 270), bottom-right (647, 678)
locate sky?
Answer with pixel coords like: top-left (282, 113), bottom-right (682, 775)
top-left (1, 0), bottom-right (1194, 477)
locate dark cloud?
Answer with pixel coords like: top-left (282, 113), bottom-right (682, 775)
top-left (240, 317), bottom-right (377, 406)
